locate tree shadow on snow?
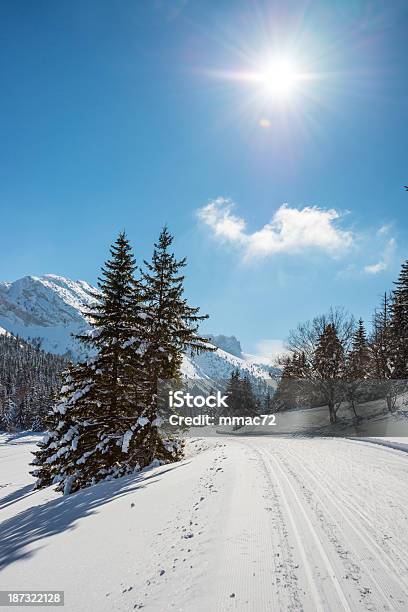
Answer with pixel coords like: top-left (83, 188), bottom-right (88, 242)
top-left (0, 461), bottom-right (188, 570)
top-left (0, 431), bottom-right (44, 445)
top-left (0, 484), bottom-right (37, 511)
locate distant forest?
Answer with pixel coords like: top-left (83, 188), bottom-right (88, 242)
top-left (0, 333), bottom-right (67, 431)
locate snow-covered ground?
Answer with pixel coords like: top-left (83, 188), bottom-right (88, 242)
top-left (1, 432), bottom-right (408, 611)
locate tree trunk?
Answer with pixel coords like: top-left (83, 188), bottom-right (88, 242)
top-left (328, 401), bottom-right (336, 423)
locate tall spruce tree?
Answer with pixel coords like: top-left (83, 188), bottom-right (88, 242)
top-left (312, 323), bottom-right (345, 423)
top-left (138, 226), bottom-right (213, 465)
top-left (226, 370), bottom-right (241, 416)
top-left (274, 351), bottom-right (310, 410)
top-left (390, 261), bottom-right (408, 378)
top-left (32, 232), bottom-right (147, 494)
top-left (225, 370), bottom-right (258, 420)
top-left (345, 319), bottom-right (371, 416)
top-left (371, 293), bottom-right (392, 379)
top-left (240, 374), bottom-right (258, 417)
top-left (348, 319), bottom-right (371, 379)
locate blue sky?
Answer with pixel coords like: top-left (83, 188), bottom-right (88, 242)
top-left (1, 0), bottom-right (408, 355)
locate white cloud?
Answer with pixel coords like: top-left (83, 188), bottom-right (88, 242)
top-left (197, 198), bottom-right (246, 241)
top-left (377, 224), bottom-right (391, 236)
top-left (363, 237), bottom-right (396, 275)
top-left (256, 339), bottom-right (288, 360)
top-left (244, 339), bottom-right (288, 366)
top-left (197, 197), bottom-right (353, 260)
top-left (364, 261), bottom-right (387, 274)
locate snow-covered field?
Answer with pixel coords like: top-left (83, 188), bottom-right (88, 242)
top-left (1, 432), bottom-right (408, 611)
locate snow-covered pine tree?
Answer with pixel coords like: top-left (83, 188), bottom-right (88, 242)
top-left (371, 292), bottom-right (392, 379)
top-left (139, 226), bottom-right (213, 465)
top-left (226, 369), bottom-right (241, 416)
top-left (240, 375), bottom-right (258, 417)
top-left (274, 351), bottom-right (310, 410)
top-left (390, 260), bottom-right (408, 379)
top-left (312, 323), bottom-right (346, 423)
top-left (4, 398), bottom-right (21, 431)
top-left (225, 370), bottom-right (258, 423)
top-left (0, 333), bottom-right (65, 432)
top-left (345, 318), bottom-right (371, 416)
top-left (31, 232), bottom-right (147, 494)
top-left (347, 319), bottom-right (371, 379)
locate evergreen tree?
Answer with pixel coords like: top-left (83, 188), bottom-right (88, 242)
top-left (347, 319), bottom-right (371, 379)
top-left (390, 261), bottom-right (408, 378)
top-left (224, 370), bottom-right (258, 430)
top-left (371, 293), bottom-right (392, 379)
top-left (32, 232), bottom-right (147, 494)
top-left (225, 370), bottom-right (241, 416)
top-left (138, 226), bottom-right (213, 465)
top-left (0, 333), bottom-right (66, 432)
top-left (312, 323), bottom-right (345, 423)
top-left (4, 398), bottom-right (21, 431)
top-left (274, 351), bottom-right (310, 410)
top-left (345, 319), bottom-right (371, 416)
top-left (240, 374), bottom-right (258, 417)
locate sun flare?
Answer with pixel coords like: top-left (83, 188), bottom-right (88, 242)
top-left (257, 58), bottom-right (300, 98)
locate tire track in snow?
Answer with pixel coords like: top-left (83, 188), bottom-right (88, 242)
top-left (255, 446), bottom-right (306, 611)
top-left (284, 440), bottom-right (408, 597)
top-left (290, 438), bottom-right (408, 583)
top-left (259, 445), bottom-right (353, 612)
top-left (275, 440), bottom-right (408, 610)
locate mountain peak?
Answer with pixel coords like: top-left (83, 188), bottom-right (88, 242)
top-left (0, 274), bottom-right (94, 358)
top-left (0, 273), bottom-right (273, 388)
top-left (204, 334), bottom-right (243, 358)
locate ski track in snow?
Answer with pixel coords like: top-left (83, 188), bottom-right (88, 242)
top-left (1, 434), bottom-right (408, 611)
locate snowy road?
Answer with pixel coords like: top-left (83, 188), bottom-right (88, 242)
top-left (1, 434), bottom-right (408, 611)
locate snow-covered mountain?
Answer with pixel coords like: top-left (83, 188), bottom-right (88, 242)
top-left (0, 275), bottom-right (273, 389)
top-left (0, 275), bottom-right (95, 360)
top-left (204, 334), bottom-right (243, 358)
top-left (181, 347), bottom-right (275, 393)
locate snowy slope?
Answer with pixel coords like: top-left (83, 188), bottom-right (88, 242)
top-left (1, 432), bottom-right (408, 611)
top-left (184, 346), bottom-right (275, 392)
top-left (0, 274), bottom-right (272, 387)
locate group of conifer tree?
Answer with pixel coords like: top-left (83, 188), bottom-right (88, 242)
top-left (276, 259), bottom-right (408, 422)
top-left (225, 370), bottom-right (260, 418)
top-left (31, 228), bottom-right (211, 495)
top-left (0, 333), bottom-right (67, 431)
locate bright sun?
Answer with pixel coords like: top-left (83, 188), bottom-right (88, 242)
top-left (203, 51), bottom-right (317, 114)
top-left (257, 58), bottom-right (300, 98)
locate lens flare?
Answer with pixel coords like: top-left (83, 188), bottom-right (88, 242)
top-left (258, 58), bottom-right (300, 98)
